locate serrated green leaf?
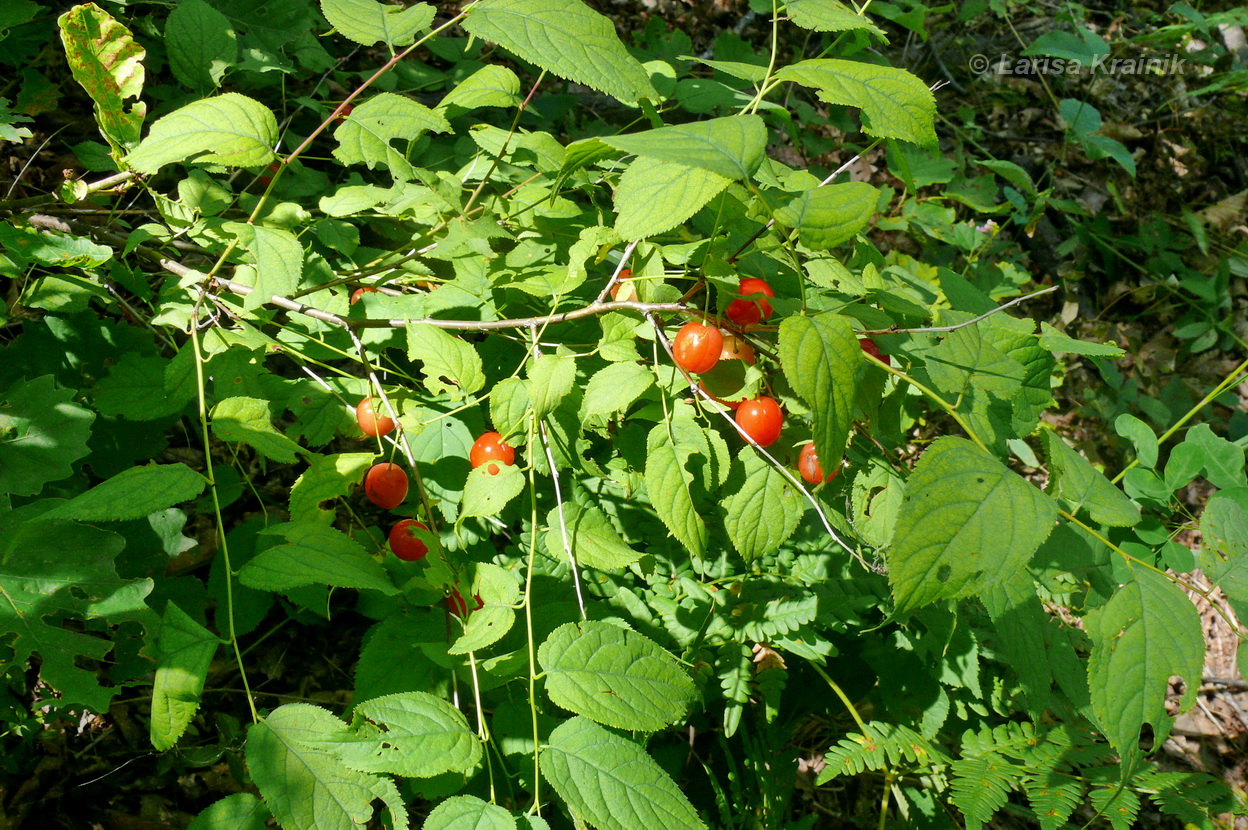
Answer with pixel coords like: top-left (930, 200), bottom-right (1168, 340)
top-left (645, 423), bottom-right (708, 557)
top-left (463, 0), bottom-right (657, 106)
top-left (150, 602), bottom-right (220, 750)
top-left (425, 796), bottom-right (515, 830)
top-left (602, 115), bottom-right (766, 181)
top-left (774, 59), bottom-right (936, 146)
top-left (239, 523), bottom-right (398, 595)
top-left (439, 65), bottom-right (522, 115)
top-left (544, 502), bottom-right (642, 571)
top-left (58, 3), bottom-right (146, 154)
top-left (490, 378), bottom-right (531, 445)
top-left (0, 375), bottom-right (95, 497)
top-left (614, 157), bottom-right (731, 241)
top-left (540, 621), bottom-right (696, 731)
top-left (449, 563), bottom-right (520, 654)
top-left (1042, 429), bottom-right (1139, 527)
top-left (529, 354), bottom-right (576, 420)
top-left (927, 323), bottom-right (1027, 398)
top-left (772, 182), bottom-right (877, 249)
top-left (332, 92), bottom-right (449, 181)
top-left (1037, 322), bottom-right (1125, 357)
top-left (211, 396), bottom-right (303, 462)
top-left (125, 93), bottom-right (276, 174)
top-left (1201, 495), bottom-right (1248, 602)
top-left (246, 704), bottom-right (408, 830)
top-left (223, 223), bottom-right (304, 313)
top-left (92, 353), bottom-right (192, 420)
top-left (542, 717), bottom-right (706, 830)
top-left (289, 452), bottom-right (374, 524)
top-left (722, 451), bottom-right (804, 561)
top-left (41, 463), bottom-right (205, 522)
top-left (312, 692), bottom-right (482, 777)
top-left (887, 437), bottom-right (1057, 613)
top-left (186, 793), bottom-right (270, 830)
top-left (320, 0), bottom-right (433, 47)
top-left (407, 323), bottom-right (485, 400)
top-left (778, 313), bottom-right (857, 474)
top-left (582, 362), bottom-right (653, 418)
top-left (165, 0), bottom-right (237, 91)
top-left (1086, 566), bottom-right (1204, 757)
top-left (785, 0), bottom-right (887, 38)
top-left (461, 463), bottom-right (525, 518)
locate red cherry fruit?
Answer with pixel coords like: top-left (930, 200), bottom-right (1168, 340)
top-left (859, 338), bottom-right (891, 367)
top-left (356, 396), bottom-right (395, 438)
top-left (735, 396), bottom-right (783, 447)
top-left (718, 333), bottom-right (755, 364)
top-left (335, 103), bottom-right (353, 124)
top-left (350, 286), bottom-right (378, 305)
top-left (258, 161), bottom-right (280, 187)
top-left (610, 268), bottom-right (636, 302)
top-left (672, 322), bottom-right (723, 374)
top-left (470, 431), bottom-right (515, 475)
top-left (364, 463), bottom-right (408, 509)
top-left (389, 519), bottom-right (429, 561)
top-left (446, 586), bottom-right (484, 618)
top-left (798, 443), bottom-right (837, 484)
top-left (725, 278), bottom-right (775, 327)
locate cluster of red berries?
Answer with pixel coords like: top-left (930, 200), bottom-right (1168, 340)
top-left (669, 277), bottom-right (890, 482)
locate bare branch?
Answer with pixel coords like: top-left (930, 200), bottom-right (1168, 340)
top-left (858, 285), bottom-right (1060, 336)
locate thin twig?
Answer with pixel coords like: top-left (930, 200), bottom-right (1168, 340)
top-left (593, 239), bottom-right (641, 305)
top-left (858, 284), bottom-right (1060, 335)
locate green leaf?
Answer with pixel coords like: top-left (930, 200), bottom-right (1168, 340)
top-left (722, 451), bottom-right (804, 561)
top-left (785, 0), bottom-right (887, 38)
top-left (542, 717), bottom-right (706, 830)
top-left (544, 502), bottom-right (642, 571)
top-left (1037, 322), bottom-right (1125, 357)
top-left (93, 353), bottom-right (194, 420)
top-left (461, 463), bottom-right (525, 518)
top-left (211, 396), bottom-right (303, 463)
top-left (150, 602), bottom-right (220, 750)
top-left (289, 453), bottom-right (375, 525)
top-left (1114, 413), bottom-right (1158, 469)
top-left (187, 793), bottom-right (270, 830)
top-left (887, 437), bottom-right (1057, 613)
top-left (602, 115), bottom-right (766, 181)
top-left (774, 59), bottom-right (936, 146)
top-left (1183, 424), bottom-right (1247, 491)
top-left (407, 323), bottom-right (485, 400)
top-left (439, 65), bottom-right (522, 115)
top-left (772, 182), bottom-right (878, 249)
top-left (317, 692), bottom-right (482, 777)
top-left (614, 157), bottom-right (730, 241)
top-left (332, 92), bottom-right (449, 181)
top-left (1041, 429), bottom-right (1139, 527)
top-left (1086, 566), bottom-right (1204, 757)
top-left (41, 463), bottom-right (206, 522)
top-left (125, 93), bottom-right (277, 174)
top-left (449, 563), bottom-right (521, 654)
top-left (425, 796), bottom-right (516, 830)
top-left (223, 223), bottom-right (304, 313)
top-left (1202, 495), bottom-right (1248, 602)
top-left (463, 0), bottom-right (658, 106)
top-left (529, 354), bottom-right (577, 420)
top-left (645, 423), bottom-right (708, 557)
top-left (540, 621), bottom-right (696, 731)
top-left (0, 375), bottom-right (95, 497)
top-left (582, 362), bottom-right (653, 418)
top-left (165, 0), bottom-right (237, 91)
top-left (926, 323), bottom-right (1027, 398)
top-left (246, 704), bottom-right (408, 830)
top-left (320, 0), bottom-right (433, 47)
top-left (490, 378), bottom-right (531, 445)
top-left (58, 3), bottom-right (146, 154)
top-left (239, 523), bottom-right (399, 595)
top-left (778, 313), bottom-right (857, 474)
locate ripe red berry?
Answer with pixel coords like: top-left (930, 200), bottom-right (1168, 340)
top-left (356, 396), bottom-right (395, 438)
top-left (735, 396), bottom-right (783, 447)
top-left (859, 338), bottom-right (891, 367)
top-left (610, 268), bottom-right (636, 302)
top-left (364, 463), bottom-right (408, 509)
top-left (335, 103), bottom-right (353, 124)
top-left (672, 322), bottom-right (724, 374)
top-left (446, 585), bottom-right (484, 618)
top-left (798, 443), bottom-right (837, 484)
top-left (389, 519), bottom-right (429, 561)
top-left (350, 286), bottom-right (378, 305)
top-left (258, 161), bottom-right (280, 187)
top-left (725, 278), bottom-right (775, 327)
top-left (470, 431), bottom-right (515, 475)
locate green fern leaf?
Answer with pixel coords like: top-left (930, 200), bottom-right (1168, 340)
top-left (1089, 784), bottom-right (1141, 830)
top-left (816, 722), bottom-right (946, 782)
top-left (1022, 770), bottom-right (1083, 830)
top-left (950, 755), bottom-right (1016, 828)
top-left (1144, 771), bottom-right (1233, 824)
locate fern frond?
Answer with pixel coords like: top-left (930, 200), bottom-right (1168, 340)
top-left (1089, 783), bottom-right (1141, 830)
top-left (950, 755), bottom-right (1017, 828)
top-left (1143, 771), bottom-right (1234, 824)
top-left (1022, 769), bottom-right (1083, 830)
top-left (816, 721), bottom-right (947, 784)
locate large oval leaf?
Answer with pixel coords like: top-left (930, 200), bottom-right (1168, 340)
top-left (778, 313), bottom-right (857, 476)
